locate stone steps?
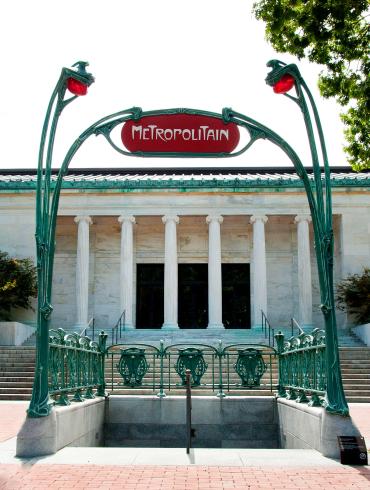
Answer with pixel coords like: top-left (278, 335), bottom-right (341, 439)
top-left (1, 345), bottom-right (370, 403)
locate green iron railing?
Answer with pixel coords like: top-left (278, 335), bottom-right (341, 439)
top-left (275, 328), bottom-right (326, 406)
top-left (105, 342), bottom-right (277, 398)
top-left (48, 328), bottom-right (107, 405)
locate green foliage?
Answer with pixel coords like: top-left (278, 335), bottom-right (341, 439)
top-left (253, 0), bottom-right (370, 170)
top-left (0, 251), bottom-right (37, 320)
top-left (336, 268), bottom-right (370, 324)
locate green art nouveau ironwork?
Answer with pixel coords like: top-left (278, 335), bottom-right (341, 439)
top-left (175, 348), bottom-right (208, 386)
top-left (48, 328), bottom-right (106, 405)
top-left (105, 342), bottom-right (276, 398)
top-left (117, 348), bottom-right (149, 387)
top-left (234, 348), bottom-right (267, 388)
top-left (275, 329), bottom-right (326, 407)
top-left (29, 58), bottom-right (348, 416)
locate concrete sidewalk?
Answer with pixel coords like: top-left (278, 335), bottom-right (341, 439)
top-left (0, 401), bottom-right (369, 489)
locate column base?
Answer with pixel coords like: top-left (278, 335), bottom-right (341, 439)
top-left (162, 323), bottom-right (179, 330)
top-left (122, 323), bottom-right (135, 331)
top-left (207, 323), bottom-right (225, 329)
top-left (251, 324), bottom-right (263, 330)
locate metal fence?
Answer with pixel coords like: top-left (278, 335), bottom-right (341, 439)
top-left (46, 328), bottom-right (327, 407)
top-left (105, 342), bottom-right (277, 397)
top-left (275, 328), bottom-right (326, 406)
top-left (48, 328), bottom-right (107, 405)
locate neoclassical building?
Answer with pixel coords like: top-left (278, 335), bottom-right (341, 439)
top-left (1, 166), bottom-right (369, 332)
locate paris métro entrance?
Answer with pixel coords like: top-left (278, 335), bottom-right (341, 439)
top-left (136, 263), bottom-right (250, 329)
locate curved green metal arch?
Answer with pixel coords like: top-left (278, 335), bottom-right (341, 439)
top-left (28, 60), bottom-right (348, 418)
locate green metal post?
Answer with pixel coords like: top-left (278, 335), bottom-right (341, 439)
top-left (28, 62), bottom-right (94, 417)
top-left (266, 60), bottom-right (348, 416)
top-left (275, 331), bottom-right (287, 398)
top-left (96, 331), bottom-right (108, 397)
top-left (157, 340), bottom-right (166, 398)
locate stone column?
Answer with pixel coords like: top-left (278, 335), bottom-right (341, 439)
top-left (250, 215), bottom-right (268, 328)
top-left (118, 215), bottom-right (136, 330)
top-left (206, 215), bottom-right (224, 329)
top-left (294, 215), bottom-right (313, 328)
top-left (74, 215), bottom-right (92, 327)
top-left (162, 215), bottom-right (180, 329)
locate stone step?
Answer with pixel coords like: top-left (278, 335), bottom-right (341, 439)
top-left (0, 371), bottom-right (35, 377)
top-left (0, 394), bottom-right (31, 400)
top-left (0, 387), bottom-right (33, 394)
top-left (0, 382), bottom-right (33, 388)
top-left (0, 364), bottom-right (35, 369)
top-left (347, 396), bottom-right (370, 403)
top-left (0, 376), bottom-right (34, 382)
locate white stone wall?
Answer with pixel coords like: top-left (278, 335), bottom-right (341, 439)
top-left (1, 187), bottom-right (369, 330)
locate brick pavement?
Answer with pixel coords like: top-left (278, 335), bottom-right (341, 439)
top-left (1, 402), bottom-right (370, 489)
top-left (0, 403), bottom-right (27, 443)
top-left (0, 464), bottom-right (370, 489)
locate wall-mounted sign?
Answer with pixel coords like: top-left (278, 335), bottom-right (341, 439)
top-left (121, 113), bottom-right (240, 154)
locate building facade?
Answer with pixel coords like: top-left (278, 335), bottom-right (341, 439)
top-left (1, 167), bottom-right (369, 332)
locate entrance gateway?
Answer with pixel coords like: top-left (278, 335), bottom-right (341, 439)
top-left (26, 58), bottom-right (349, 443)
top-left (136, 264), bottom-right (250, 329)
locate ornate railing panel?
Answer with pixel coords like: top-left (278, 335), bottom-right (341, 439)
top-left (234, 348), bottom-right (267, 387)
top-left (105, 341), bottom-right (277, 398)
top-left (275, 329), bottom-right (326, 406)
top-left (175, 348), bottom-right (208, 386)
top-left (117, 348), bottom-right (149, 387)
top-left (48, 328), bottom-right (107, 405)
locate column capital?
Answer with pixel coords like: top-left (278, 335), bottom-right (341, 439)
top-left (74, 215), bottom-right (92, 225)
top-left (294, 214), bottom-right (312, 224)
top-left (206, 215), bottom-right (223, 224)
top-left (162, 215), bottom-right (179, 225)
top-left (250, 214), bottom-right (268, 225)
top-left (118, 215), bottom-right (136, 225)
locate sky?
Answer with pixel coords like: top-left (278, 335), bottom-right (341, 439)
top-left (0, 0), bottom-right (348, 170)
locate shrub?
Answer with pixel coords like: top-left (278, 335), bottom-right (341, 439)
top-left (336, 268), bottom-right (370, 325)
top-left (0, 251), bottom-right (37, 320)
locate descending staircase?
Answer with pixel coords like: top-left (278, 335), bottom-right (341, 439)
top-left (0, 347), bottom-right (35, 400)
top-left (0, 329), bottom-right (369, 402)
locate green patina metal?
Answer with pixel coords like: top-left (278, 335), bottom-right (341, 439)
top-left (234, 348), bottom-right (267, 388)
top-left (105, 341), bottom-right (276, 397)
top-left (276, 328), bottom-right (326, 406)
top-left (2, 172), bottom-right (369, 193)
top-left (117, 348), bottom-right (149, 387)
top-left (28, 58), bottom-right (348, 416)
top-left (175, 348), bottom-right (208, 386)
top-left (48, 327), bottom-right (105, 406)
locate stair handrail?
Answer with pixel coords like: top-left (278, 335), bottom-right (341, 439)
top-left (111, 310), bottom-right (125, 345)
top-left (185, 369), bottom-right (192, 454)
top-left (80, 316), bottom-right (95, 339)
top-left (290, 317), bottom-right (304, 337)
top-left (261, 310), bottom-right (275, 347)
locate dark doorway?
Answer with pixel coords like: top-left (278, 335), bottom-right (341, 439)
top-left (222, 264), bottom-right (251, 329)
top-left (136, 264), bottom-right (164, 328)
top-left (178, 264), bottom-right (208, 329)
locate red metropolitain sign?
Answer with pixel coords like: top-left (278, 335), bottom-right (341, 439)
top-left (121, 114), bottom-right (240, 154)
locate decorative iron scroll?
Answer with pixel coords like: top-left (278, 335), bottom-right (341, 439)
top-left (117, 348), bottom-right (149, 387)
top-left (275, 328), bottom-right (326, 406)
top-left (48, 327), bottom-right (105, 405)
top-left (234, 348), bottom-right (267, 388)
top-left (175, 348), bottom-right (208, 386)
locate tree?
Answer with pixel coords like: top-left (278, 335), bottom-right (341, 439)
top-left (336, 268), bottom-right (370, 325)
top-left (253, 0), bottom-right (370, 171)
top-left (0, 251), bottom-right (37, 320)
